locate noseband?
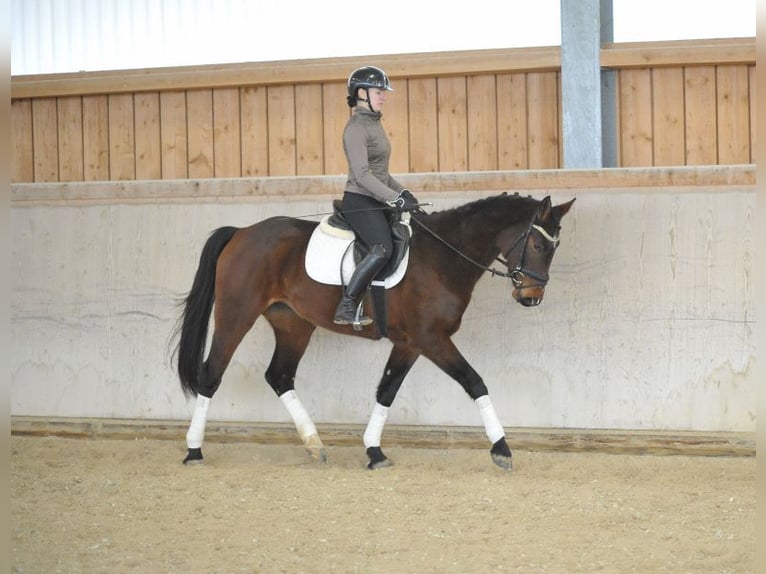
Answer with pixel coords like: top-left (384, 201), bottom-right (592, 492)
top-left (498, 217), bottom-right (560, 289)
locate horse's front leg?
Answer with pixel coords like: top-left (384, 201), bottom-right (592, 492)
top-left (364, 345), bottom-right (419, 469)
top-left (425, 337), bottom-right (512, 470)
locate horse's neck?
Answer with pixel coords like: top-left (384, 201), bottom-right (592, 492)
top-left (441, 198), bottom-right (535, 263)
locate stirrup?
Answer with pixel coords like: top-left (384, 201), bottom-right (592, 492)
top-left (352, 302), bottom-right (373, 330)
top-left (333, 300), bottom-right (373, 328)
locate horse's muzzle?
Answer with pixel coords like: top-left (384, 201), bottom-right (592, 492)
top-left (512, 286), bottom-right (545, 307)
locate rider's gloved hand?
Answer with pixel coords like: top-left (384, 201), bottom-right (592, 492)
top-left (388, 189), bottom-right (425, 214)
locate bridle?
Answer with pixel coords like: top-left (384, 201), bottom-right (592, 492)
top-left (410, 213), bottom-right (560, 288)
top-left (497, 217), bottom-right (560, 289)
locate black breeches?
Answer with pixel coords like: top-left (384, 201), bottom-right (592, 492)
top-left (341, 192), bottom-right (394, 258)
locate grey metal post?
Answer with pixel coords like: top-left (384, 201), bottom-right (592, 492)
top-left (600, 0), bottom-right (618, 167)
top-left (560, 0), bottom-right (615, 168)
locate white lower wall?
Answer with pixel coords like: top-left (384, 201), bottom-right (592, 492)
top-left (11, 172), bottom-right (755, 432)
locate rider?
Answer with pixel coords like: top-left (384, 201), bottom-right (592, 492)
top-left (333, 65), bottom-right (422, 326)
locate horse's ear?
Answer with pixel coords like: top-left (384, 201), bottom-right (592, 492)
top-left (537, 196), bottom-right (553, 220)
top-left (552, 198), bottom-right (576, 221)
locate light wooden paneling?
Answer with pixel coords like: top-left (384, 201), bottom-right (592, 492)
top-left (684, 66), bottom-right (718, 165)
top-left (321, 83), bottom-right (350, 176)
top-left (600, 38), bottom-right (754, 69)
top-left (749, 65), bottom-right (755, 163)
top-left (107, 94), bottom-right (135, 180)
top-left (57, 96), bottom-right (83, 181)
top-left (407, 78), bottom-right (439, 173)
top-left (11, 100), bottom-right (33, 183)
top-left (32, 98), bottom-right (59, 182)
top-left (526, 72), bottom-right (559, 169)
top-left (186, 89), bottom-right (214, 178)
top-left (437, 77), bottom-right (468, 172)
top-left (267, 85), bottom-right (297, 176)
top-left (384, 79), bottom-right (410, 176)
top-left (716, 65), bottom-right (750, 164)
top-left (9, 39), bottom-right (756, 183)
top-left (159, 91), bottom-right (188, 179)
top-left (619, 69), bottom-right (653, 167)
top-left (295, 84), bottom-right (324, 176)
top-left (134, 92), bottom-right (161, 180)
top-left (651, 67), bottom-right (685, 166)
top-left (241, 86), bottom-right (269, 177)
top-left (497, 73), bottom-right (528, 170)
top-left (82, 95), bottom-right (109, 181)
top-left (13, 165), bottom-right (752, 204)
top-left (212, 88), bottom-right (241, 177)
top-left (467, 74), bottom-right (498, 171)
top-left (11, 45), bottom-right (564, 99)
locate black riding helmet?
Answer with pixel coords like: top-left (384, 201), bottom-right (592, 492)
top-left (346, 66), bottom-right (393, 110)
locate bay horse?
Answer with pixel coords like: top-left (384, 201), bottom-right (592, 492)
top-left (173, 193), bottom-right (574, 470)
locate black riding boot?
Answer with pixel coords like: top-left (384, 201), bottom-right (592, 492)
top-left (334, 244), bottom-right (389, 326)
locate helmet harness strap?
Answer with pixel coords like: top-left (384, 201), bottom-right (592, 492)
top-left (357, 87), bottom-right (376, 113)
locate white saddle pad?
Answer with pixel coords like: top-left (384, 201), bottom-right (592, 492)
top-left (305, 216), bottom-right (411, 288)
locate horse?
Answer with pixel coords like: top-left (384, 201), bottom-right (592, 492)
top-left (173, 192), bottom-right (575, 470)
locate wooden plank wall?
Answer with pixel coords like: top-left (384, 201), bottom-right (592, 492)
top-left (617, 64), bottom-right (754, 166)
top-left (10, 38), bottom-right (755, 183)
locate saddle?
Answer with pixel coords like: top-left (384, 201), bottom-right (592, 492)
top-left (330, 200), bottom-right (411, 280)
top-left (304, 201), bottom-right (413, 337)
top-left (304, 201), bottom-right (412, 289)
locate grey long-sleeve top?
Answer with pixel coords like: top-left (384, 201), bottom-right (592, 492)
top-left (343, 107), bottom-right (405, 203)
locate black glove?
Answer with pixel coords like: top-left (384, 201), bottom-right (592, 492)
top-left (388, 189), bottom-right (423, 213)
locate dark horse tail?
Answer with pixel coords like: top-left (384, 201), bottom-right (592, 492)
top-left (174, 226), bottom-right (239, 398)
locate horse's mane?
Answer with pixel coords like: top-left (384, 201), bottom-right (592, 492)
top-left (421, 192), bottom-right (538, 223)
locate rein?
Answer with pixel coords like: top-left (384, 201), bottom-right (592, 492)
top-left (410, 213), bottom-right (558, 287)
top-left (409, 216), bottom-right (517, 279)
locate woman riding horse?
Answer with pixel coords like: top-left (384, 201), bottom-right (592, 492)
top-left (334, 65), bottom-right (422, 326)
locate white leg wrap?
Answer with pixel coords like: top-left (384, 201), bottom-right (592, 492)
top-left (186, 394), bottom-right (211, 449)
top-left (476, 395), bottom-right (505, 444)
top-left (280, 390), bottom-right (318, 443)
top-left (363, 403), bottom-right (389, 448)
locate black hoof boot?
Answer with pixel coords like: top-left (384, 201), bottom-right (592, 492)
top-left (366, 446), bottom-right (393, 470)
top-left (490, 438), bottom-right (513, 470)
top-left (183, 447), bottom-right (204, 465)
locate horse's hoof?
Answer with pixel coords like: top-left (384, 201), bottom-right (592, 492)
top-left (490, 438), bottom-right (513, 471)
top-left (183, 447), bottom-right (204, 465)
top-left (305, 435), bottom-right (327, 463)
top-left (366, 446), bottom-right (392, 470)
top-left (368, 458), bottom-right (394, 470)
top-left (307, 447), bottom-right (328, 463)
top-left (491, 452), bottom-right (513, 470)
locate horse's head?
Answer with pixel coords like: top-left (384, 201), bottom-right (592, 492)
top-left (499, 196), bottom-right (575, 307)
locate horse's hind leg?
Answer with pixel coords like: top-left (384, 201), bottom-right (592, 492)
top-left (184, 294), bottom-right (265, 465)
top-left (364, 345), bottom-right (419, 470)
top-left (263, 304), bottom-right (325, 462)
